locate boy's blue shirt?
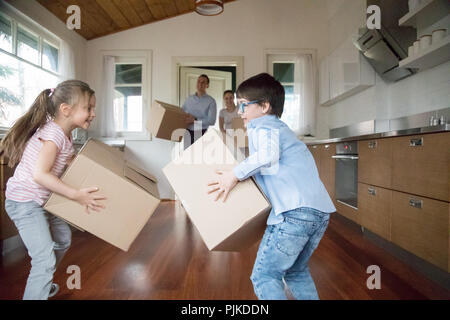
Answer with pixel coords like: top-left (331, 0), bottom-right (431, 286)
top-left (233, 115), bottom-right (336, 225)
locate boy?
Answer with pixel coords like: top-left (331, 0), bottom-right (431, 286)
top-left (208, 73), bottom-right (336, 300)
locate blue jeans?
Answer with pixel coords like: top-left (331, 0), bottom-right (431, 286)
top-left (5, 199), bottom-right (72, 300)
top-left (251, 207), bottom-right (330, 300)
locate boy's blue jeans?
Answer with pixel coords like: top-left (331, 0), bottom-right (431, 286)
top-left (5, 199), bottom-right (71, 300)
top-left (251, 207), bottom-right (330, 300)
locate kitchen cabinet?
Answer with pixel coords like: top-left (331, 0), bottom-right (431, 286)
top-left (392, 132), bottom-right (450, 202)
top-left (358, 183), bottom-right (392, 241)
top-left (319, 34), bottom-right (375, 106)
top-left (391, 190), bottom-right (449, 272)
top-left (319, 144), bottom-right (336, 202)
top-left (308, 144), bottom-right (321, 168)
top-left (308, 144), bottom-right (335, 202)
top-left (0, 158), bottom-right (17, 241)
top-left (358, 138), bottom-right (393, 189)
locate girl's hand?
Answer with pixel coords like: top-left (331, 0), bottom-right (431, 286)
top-left (73, 187), bottom-right (107, 214)
top-left (207, 170), bottom-right (239, 202)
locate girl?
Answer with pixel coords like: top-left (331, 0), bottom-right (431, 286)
top-left (1, 80), bottom-right (106, 300)
top-left (219, 90), bottom-right (239, 133)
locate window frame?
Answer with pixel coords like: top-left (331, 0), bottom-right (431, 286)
top-left (102, 50), bottom-right (152, 140)
top-left (264, 49), bottom-right (318, 136)
top-left (0, 10), bottom-right (60, 76)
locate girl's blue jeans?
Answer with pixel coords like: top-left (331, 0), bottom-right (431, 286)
top-left (5, 199), bottom-right (72, 300)
top-left (251, 207), bottom-right (330, 300)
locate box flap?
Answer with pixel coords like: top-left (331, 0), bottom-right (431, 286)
top-left (79, 139), bottom-right (124, 176)
top-left (125, 161), bottom-right (158, 183)
top-left (124, 165), bottom-right (160, 199)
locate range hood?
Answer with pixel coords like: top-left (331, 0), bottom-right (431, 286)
top-left (354, 0), bottom-right (417, 82)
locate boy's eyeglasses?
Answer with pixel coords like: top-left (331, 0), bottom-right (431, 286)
top-left (237, 100), bottom-right (262, 113)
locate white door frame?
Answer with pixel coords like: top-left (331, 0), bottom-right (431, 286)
top-left (171, 56), bottom-right (244, 106)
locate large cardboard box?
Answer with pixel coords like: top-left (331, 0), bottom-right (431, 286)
top-left (44, 139), bottom-right (161, 251)
top-left (147, 100), bottom-right (188, 142)
top-left (231, 117), bottom-right (249, 148)
top-left (163, 129), bottom-right (271, 251)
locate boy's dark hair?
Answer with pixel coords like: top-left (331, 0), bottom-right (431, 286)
top-left (223, 90), bottom-right (234, 97)
top-left (236, 73), bottom-right (284, 118)
top-left (199, 74), bottom-right (210, 84)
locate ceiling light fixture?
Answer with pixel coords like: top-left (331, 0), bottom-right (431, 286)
top-left (195, 0), bottom-right (224, 16)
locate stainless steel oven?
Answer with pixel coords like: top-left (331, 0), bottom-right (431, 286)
top-left (333, 142), bottom-right (358, 209)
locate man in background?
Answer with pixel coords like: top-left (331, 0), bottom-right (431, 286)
top-left (182, 74), bottom-right (217, 149)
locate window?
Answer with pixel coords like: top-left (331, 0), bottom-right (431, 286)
top-left (114, 62), bottom-right (143, 132)
top-left (0, 14), bottom-right (12, 53)
top-left (0, 51), bottom-right (58, 127)
top-left (17, 25), bottom-right (39, 65)
top-left (0, 12), bottom-right (60, 128)
top-left (267, 51), bottom-right (316, 136)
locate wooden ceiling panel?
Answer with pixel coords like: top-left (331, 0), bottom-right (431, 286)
top-left (174, 0), bottom-right (190, 14)
top-left (111, 0), bottom-right (143, 27)
top-left (127, 0), bottom-right (156, 24)
top-left (160, 0), bottom-right (179, 17)
top-left (95, 0), bottom-right (131, 29)
top-left (144, 0), bottom-right (167, 20)
top-left (34, 0), bottom-right (236, 40)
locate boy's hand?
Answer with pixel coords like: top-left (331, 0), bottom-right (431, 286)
top-left (73, 187), bottom-right (107, 214)
top-left (207, 170), bottom-right (239, 202)
top-left (185, 114), bottom-right (195, 125)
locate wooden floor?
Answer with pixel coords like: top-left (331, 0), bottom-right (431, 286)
top-left (0, 201), bottom-right (449, 300)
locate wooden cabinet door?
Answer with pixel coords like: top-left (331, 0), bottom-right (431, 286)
top-left (392, 132), bottom-right (450, 202)
top-left (391, 190), bottom-right (449, 272)
top-left (0, 163), bottom-right (18, 240)
top-left (358, 138), bottom-right (392, 189)
top-left (320, 144), bottom-right (336, 202)
top-left (358, 183), bottom-right (391, 241)
top-left (308, 144), bottom-right (321, 169)
top-left (1, 191), bottom-right (17, 240)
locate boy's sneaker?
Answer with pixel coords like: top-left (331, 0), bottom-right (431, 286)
top-left (48, 283), bottom-right (59, 298)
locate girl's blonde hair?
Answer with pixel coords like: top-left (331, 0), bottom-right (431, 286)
top-left (0, 80), bottom-right (95, 168)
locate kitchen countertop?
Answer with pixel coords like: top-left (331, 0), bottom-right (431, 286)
top-left (303, 123), bottom-right (450, 145)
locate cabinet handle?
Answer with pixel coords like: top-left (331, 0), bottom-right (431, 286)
top-left (409, 198), bottom-right (423, 209)
top-left (409, 138), bottom-right (423, 147)
top-left (368, 187), bottom-right (376, 196)
top-left (368, 141), bottom-right (377, 149)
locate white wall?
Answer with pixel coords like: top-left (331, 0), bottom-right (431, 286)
top-left (319, 0), bottom-right (450, 138)
top-left (5, 0), bottom-right (87, 80)
top-left (85, 0), bottom-right (331, 199)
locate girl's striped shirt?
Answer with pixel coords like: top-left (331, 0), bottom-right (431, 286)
top-left (6, 121), bottom-right (74, 206)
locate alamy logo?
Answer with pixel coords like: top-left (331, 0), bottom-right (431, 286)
top-left (66, 265), bottom-right (81, 290)
top-left (66, 5), bottom-right (81, 30)
top-left (366, 5), bottom-right (381, 30)
top-left (366, 265), bottom-right (381, 289)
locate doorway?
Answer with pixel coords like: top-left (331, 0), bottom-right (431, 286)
top-left (179, 66), bottom-right (235, 129)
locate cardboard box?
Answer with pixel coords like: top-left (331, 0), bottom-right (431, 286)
top-left (147, 100), bottom-right (188, 142)
top-left (231, 117), bottom-right (249, 148)
top-left (44, 139), bottom-right (161, 251)
top-left (163, 129), bottom-right (271, 251)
